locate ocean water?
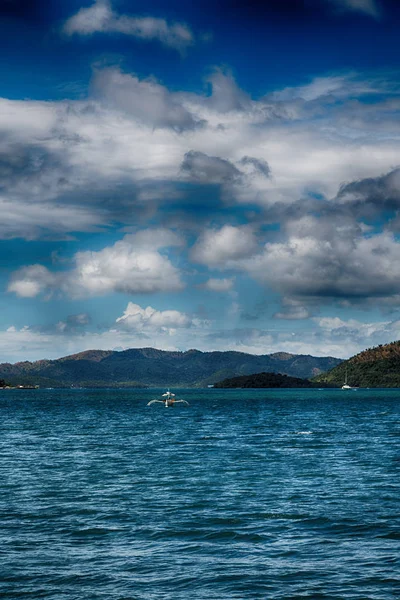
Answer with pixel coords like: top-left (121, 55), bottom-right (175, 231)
top-left (0, 388), bottom-right (399, 600)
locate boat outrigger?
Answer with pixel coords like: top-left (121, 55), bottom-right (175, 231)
top-left (147, 390), bottom-right (189, 407)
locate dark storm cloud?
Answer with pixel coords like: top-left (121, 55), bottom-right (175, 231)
top-left (0, 141), bottom-right (71, 195)
top-left (239, 156), bottom-right (271, 178)
top-left (181, 150), bottom-right (242, 183)
top-left (0, 134), bottom-right (152, 238)
top-left (223, 167), bottom-right (400, 310)
top-left (253, 168), bottom-right (400, 232)
top-left (243, 212), bottom-right (400, 307)
top-left (337, 168), bottom-right (400, 210)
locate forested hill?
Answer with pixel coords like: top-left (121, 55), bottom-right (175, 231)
top-left (214, 372), bottom-right (336, 388)
top-left (0, 348), bottom-right (341, 388)
top-left (313, 341), bottom-right (400, 388)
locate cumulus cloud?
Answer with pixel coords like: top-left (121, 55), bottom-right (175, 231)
top-left (180, 200), bottom-right (400, 312)
top-left (73, 233), bottom-right (184, 297)
top-left (116, 302), bottom-right (191, 332)
top-left (69, 230), bottom-right (184, 297)
top-left (205, 69), bottom-right (251, 113)
top-left (191, 225), bottom-right (258, 267)
top-left (91, 67), bottom-right (202, 131)
top-left (63, 0), bottom-right (194, 50)
top-left (8, 265), bottom-right (59, 299)
top-left (8, 229), bottom-right (184, 299)
top-left (241, 216), bottom-right (400, 305)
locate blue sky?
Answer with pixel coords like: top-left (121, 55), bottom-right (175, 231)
top-left (1, 0), bottom-right (400, 362)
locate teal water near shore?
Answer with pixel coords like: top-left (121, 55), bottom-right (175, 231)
top-left (0, 388), bottom-right (399, 599)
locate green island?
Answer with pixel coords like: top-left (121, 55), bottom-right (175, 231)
top-left (313, 340), bottom-right (400, 388)
top-left (214, 372), bottom-right (336, 388)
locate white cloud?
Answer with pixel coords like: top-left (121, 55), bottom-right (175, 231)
top-left (71, 240), bottom-right (183, 296)
top-left (185, 212), bottom-right (400, 311)
top-left (8, 229), bottom-right (184, 299)
top-left (64, 0), bottom-right (112, 35)
top-left (202, 277), bottom-right (235, 292)
top-left (191, 225), bottom-right (258, 267)
top-left (0, 68), bottom-right (399, 241)
top-left (116, 302), bottom-right (191, 331)
top-left (0, 196), bottom-right (103, 240)
top-left (313, 316), bottom-right (400, 350)
top-left (63, 0), bottom-right (194, 50)
top-left (91, 67), bottom-right (201, 131)
top-left (8, 265), bottom-right (57, 298)
top-left (272, 75), bottom-right (359, 102)
top-left (241, 219), bottom-right (400, 304)
top-left (274, 298), bottom-right (312, 320)
top-left (205, 69), bottom-right (251, 113)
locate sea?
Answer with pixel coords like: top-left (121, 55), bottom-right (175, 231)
top-left (0, 388), bottom-right (399, 599)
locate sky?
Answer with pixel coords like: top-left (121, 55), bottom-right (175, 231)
top-left (1, 0), bottom-right (400, 362)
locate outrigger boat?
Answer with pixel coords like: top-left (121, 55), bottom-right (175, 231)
top-left (147, 390), bottom-right (189, 407)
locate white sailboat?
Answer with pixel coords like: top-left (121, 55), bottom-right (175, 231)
top-left (147, 389), bottom-right (189, 407)
top-left (342, 368), bottom-right (356, 390)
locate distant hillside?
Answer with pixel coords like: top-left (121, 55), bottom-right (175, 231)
top-left (314, 340), bottom-right (400, 388)
top-left (214, 372), bottom-right (337, 388)
top-left (0, 348), bottom-right (341, 388)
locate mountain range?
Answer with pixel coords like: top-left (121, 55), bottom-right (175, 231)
top-left (0, 348), bottom-right (341, 388)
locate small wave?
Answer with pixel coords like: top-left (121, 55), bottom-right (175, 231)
top-left (69, 526), bottom-right (125, 537)
top-left (148, 528), bottom-right (266, 543)
top-left (246, 511), bottom-right (310, 521)
top-left (376, 531), bottom-right (400, 540)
